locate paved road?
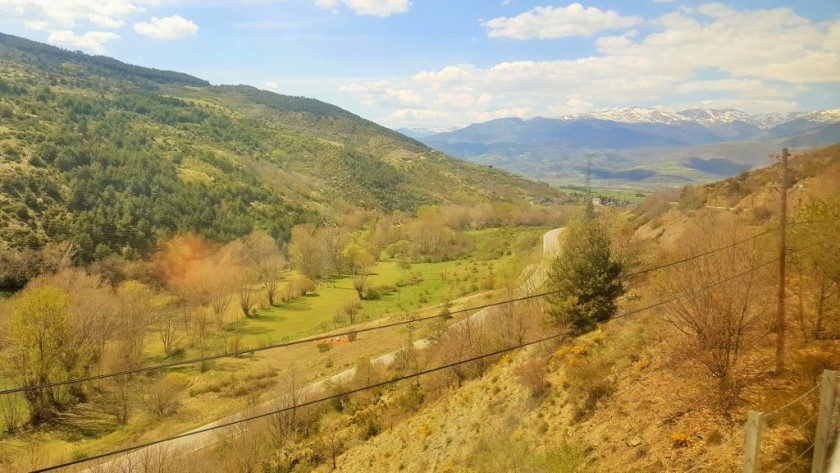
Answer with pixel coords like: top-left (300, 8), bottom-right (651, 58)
top-left (81, 228), bottom-right (564, 472)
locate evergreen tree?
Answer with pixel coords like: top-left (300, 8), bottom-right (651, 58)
top-left (546, 216), bottom-right (624, 334)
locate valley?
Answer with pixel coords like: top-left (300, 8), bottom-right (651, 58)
top-left (1, 6), bottom-right (839, 472)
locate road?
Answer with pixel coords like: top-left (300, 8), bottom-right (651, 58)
top-left (81, 228), bottom-right (564, 472)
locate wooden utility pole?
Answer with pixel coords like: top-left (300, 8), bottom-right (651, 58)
top-left (743, 410), bottom-right (764, 473)
top-left (584, 153), bottom-right (594, 218)
top-left (770, 148), bottom-right (790, 373)
top-left (811, 370), bottom-right (838, 473)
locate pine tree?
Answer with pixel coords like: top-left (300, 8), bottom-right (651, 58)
top-left (546, 216), bottom-right (624, 334)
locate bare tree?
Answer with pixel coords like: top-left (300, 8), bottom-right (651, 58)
top-left (213, 421), bottom-right (263, 473)
top-left (435, 316), bottom-right (491, 387)
top-left (156, 305), bottom-right (181, 357)
top-left (238, 287), bottom-right (256, 318)
top-left (289, 224), bottom-right (323, 281)
top-left (239, 231), bottom-right (289, 306)
top-left (142, 373), bottom-right (190, 417)
top-left (261, 255), bottom-right (288, 306)
top-left (792, 198), bottom-right (840, 339)
top-left (658, 218), bottom-right (769, 415)
top-left (352, 274), bottom-right (368, 299)
top-left (115, 281), bottom-right (154, 366)
top-left (320, 226), bottom-right (345, 278)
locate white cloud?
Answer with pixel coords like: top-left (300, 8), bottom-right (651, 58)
top-left (315, 0), bottom-right (339, 9)
top-left (263, 81), bottom-right (281, 90)
top-left (482, 3), bottom-right (642, 40)
top-left (314, 0), bottom-right (411, 17)
top-left (47, 30), bottom-right (121, 54)
top-left (134, 15), bottom-right (198, 40)
top-left (670, 99), bottom-right (802, 115)
top-left (0, 0), bottom-right (145, 30)
top-left (677, 79), bottom-right (806, 99)
top-left (343, 4), bottom-right (840, 127)
top-left (0, 0), bottom-right (175, 52)
top-left (340, 81), bottom-right (422, 107)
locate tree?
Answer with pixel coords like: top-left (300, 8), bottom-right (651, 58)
top-left (546, 217), bottom-right (624, 334)
top-left (239, 231), bottom-right (288, 307)
top-left (659, 219), bottom-right (766, 415)
top-left (791, 199), bottom-right (840, 338)
top-left (115, 281), bottom-right (154, 366)
top-left (261, 255), bottom-right (288, 306)
top-left (155, 305), bottom-right (182, 357)
top-left (289, 224), bottom-right (323, 281)
top-left (4, 286), bottom-right (79, 424)
top-left (341, 242), bottom-right (373, 276)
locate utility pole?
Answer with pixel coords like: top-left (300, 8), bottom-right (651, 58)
top-left (770, 147), bottom-right (790, 373)
top-left (584, 153), bottom-right (594, 218)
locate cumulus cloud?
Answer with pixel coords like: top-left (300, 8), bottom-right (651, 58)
top-left (340, 81), bottom-right (423, 107)
top-left (0, 0), bottom-right (195, 52)
top-left (134, 15), bottom-right (198, 40)
top-left (482, 3), bottom-right (642, 40)
top-left (47, 30), bottom-right (121, 54)
top-left (343, 4), bottom-right (840, 127)
top-left (0, 0), bottom-right (145, 30)
top-left (314, 0), bottom-right (411, 17)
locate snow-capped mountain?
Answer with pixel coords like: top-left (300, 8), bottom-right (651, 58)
top-left (414, 106), bottom-right (840, 186)
top-left (396, 126), bottom-right (462, 140)
top-left (396, 108), bottom-right (840, 143)
top-left (565, 107), bottom-right (688, 126)
top-left (558, 107), bottom-right (840, 129)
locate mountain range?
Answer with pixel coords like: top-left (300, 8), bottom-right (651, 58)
top-left (410, 107), bottom-right (840, 187)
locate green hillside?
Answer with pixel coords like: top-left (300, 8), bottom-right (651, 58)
top-left (0, 32), bottom-right (557, 261)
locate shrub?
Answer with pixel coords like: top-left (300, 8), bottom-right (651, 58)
top-left (143, 373), bottom-right (190, 417)
top-left (514, 358), bottom-right (550, 398)
top-left (565, 350), bottom-right (615, 422)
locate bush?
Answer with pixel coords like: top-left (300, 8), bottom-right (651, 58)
top-left (143, 373), bottom-right (190, 417)
top-left (514, 358), bottom-right (550, 398)
top-left (679, 186), bottom-right (707, 210)
top-left (564, 347), bottom-right (615, 422)
top-left (296, 276), bottom-right (317, 295)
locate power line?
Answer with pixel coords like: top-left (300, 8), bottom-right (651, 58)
top-left (0, 231), bottom-right (789, 396)
top-left (623, 228), bottom-right (775, 278)
top-left (26, 253), bottom-right (787, 472)
top-left (611, 255), bottom-right (778, 322)
top-left (30, 332), bottom-right (568, 472)
top-left (0, 290), bottom-right (549, 396)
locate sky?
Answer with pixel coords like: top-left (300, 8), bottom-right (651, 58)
top-left (1, 1), bottom-right (839, 129)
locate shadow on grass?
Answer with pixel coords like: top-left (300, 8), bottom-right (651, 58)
top-left (52, 405), bottom-right (120, 441)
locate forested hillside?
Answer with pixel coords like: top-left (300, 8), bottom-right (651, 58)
top-left (0, 33), bottom-right (557, 278)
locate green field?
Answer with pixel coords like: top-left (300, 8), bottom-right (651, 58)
top-left (214, 226), bottom-right (548, 352)
top-left (556, 186), bottom-right (650, 204)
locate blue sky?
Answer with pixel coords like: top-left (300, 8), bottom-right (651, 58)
top-left (1, 1), bottom-right (839, 128)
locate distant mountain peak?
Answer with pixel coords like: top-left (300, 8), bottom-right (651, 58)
top-left (551, 106), bottom-right (838, 131)
top-left (396, 126), bottom-right (463, 139)
top-left (565, 107), bottom-right (688, 126)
